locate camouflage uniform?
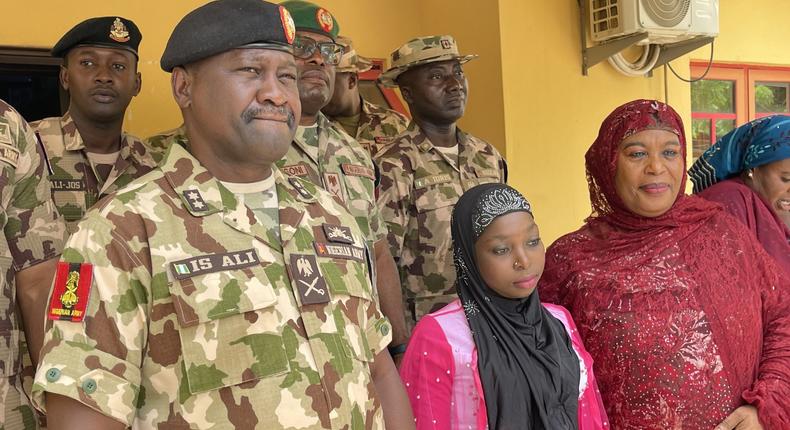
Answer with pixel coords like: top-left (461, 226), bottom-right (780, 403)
top-left (376, 121), bottom-right (506, 324)
top-left (144, 125), bottom-right (184, 163)
top-left (0, 100), bottom-right (66, 429)
top-left (331, 98), bottom-right (409, 158)
top-left (277, 113), bottom-right (385, 246)
top-left (31, 112), bottom-right (161, 234)
top-left (32, 142), bottom-right (391, 429)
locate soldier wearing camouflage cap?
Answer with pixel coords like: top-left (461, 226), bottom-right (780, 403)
top-left (32, 16), bottom-right (161, 236)
top-left (0, 99), bottom-right (66, 430)
top-left (323, 37), bottom-right (409, 157)
top-left (277, 1), bottom-right (411, 362)
top-left (32, 1), bottom-right (413, 428)
top-left (376, 35), bottom-right (507, 327)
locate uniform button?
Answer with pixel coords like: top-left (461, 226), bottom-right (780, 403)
top-left (380, 325), bottom-right (390, 335)
top-left (82, 378), bottom-right (97, 394)
top-left (45, 368), bottom-right (61, 382)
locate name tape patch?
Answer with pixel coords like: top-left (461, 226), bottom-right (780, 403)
top-left (170, 249), bottom-right (260, 280)
top-left (281, 164), bottom-right (310, 177)
top-left (414, 173), bottom-right (453, 189)
top-left (341, 163), bottom-right (375, 180)
top-left (50, 178), bottom-right (86, 191)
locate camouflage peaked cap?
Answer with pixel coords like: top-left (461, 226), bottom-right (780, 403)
top-left (336, 36), bottom-right (372, 73)
top-left (379, 35), bottom-right (477, 87)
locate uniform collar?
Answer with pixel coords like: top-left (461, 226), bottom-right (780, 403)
top-left (60, 111), bottom-right (155, 168)
top-left (160, 141), bottom-right (317, 247)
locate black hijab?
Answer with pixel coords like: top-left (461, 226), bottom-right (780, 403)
top-left (451, 183), bottom-right (580, 430)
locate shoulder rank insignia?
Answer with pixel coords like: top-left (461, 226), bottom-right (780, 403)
top-left (288, 177), bottom-right (313, 199)
top-left (48, 262), bottom-right (93, 322)
top-left (183, 189), bottom-right (208, 212)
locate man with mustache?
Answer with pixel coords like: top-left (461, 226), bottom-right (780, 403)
top-left (31, 1), bottom-right (413, 428)
top-left (32, 17), bottom-right (160, 235)
top-left (278, 0), bottom-right (410, 361)
top-left (376, 36), bottom-right (507, 327)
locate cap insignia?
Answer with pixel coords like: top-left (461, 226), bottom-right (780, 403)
top-left (316, 8), bottom-right (334, 33)
top-left (280, 6), bottom-right (296, 44)
top-left (109, 18), bottom-right (130, 43)
top-left (440, 39), bottom-right (451, 49)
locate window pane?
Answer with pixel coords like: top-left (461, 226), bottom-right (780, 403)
top-left (715, 119), bottom-right (736, 140)
top-left (691, 79), bottom-right (735, 113)
top-left (692, 118), bottom-right (711, 159)
top-left (755, 82), bottom-right (789, 113)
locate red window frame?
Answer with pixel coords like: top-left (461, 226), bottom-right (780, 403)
top-left (691, 62), bottom-right (790, 147)
top-left (358, 58), bottom-right (409, 117)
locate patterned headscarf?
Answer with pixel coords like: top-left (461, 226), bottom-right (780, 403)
top-left (689, 115), bottom-right (790, 193)
top-left (452, 183), bottom-right (579, 430)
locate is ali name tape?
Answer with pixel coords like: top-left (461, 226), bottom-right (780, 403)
top-left (170, 249), bottom-right (260, 280)
top-left (48, 262), bottom-right (93, 322)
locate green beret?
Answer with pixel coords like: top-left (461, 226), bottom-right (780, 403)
top-left (52, 16), bottom-right (142, 58)
top-left (281, 0), bottom-right (340, 41)
top-left (160, 0), bottom-right (296, 72)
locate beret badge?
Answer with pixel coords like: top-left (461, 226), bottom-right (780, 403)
top-left (316, 8), bottom-right (333, 32)
top-left (280, 6), bottom-right (296, 44)
top-left (109, 18), bottom-right (130, 43)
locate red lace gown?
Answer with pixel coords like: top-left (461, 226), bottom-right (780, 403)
top-left (541, 211), bottom-right (790, 429)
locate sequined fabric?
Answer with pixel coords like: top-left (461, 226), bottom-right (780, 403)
top-left (541, 99), bottom-right (790, 429)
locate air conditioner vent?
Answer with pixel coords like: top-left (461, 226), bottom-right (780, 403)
top-left (591, 0), bottom-right (619, 34)
top-left (642, 0), bottom-right (690, 27)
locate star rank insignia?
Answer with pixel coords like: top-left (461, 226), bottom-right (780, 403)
top-left (183, 189), bottom-right (208, 212)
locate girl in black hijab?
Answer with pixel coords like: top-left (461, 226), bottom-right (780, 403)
top-left (399, 183), bottom-right (608, 430)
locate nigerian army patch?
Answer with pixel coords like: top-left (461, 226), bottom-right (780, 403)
top-left (48, 262), bottom-right (93, 322)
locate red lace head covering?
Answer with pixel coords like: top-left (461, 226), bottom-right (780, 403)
top-left (584, 99), bottom-right (720, 233)
top-left (541, 99), bottom-right (790, 428)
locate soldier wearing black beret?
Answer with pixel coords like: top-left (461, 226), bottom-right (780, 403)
top-left (31, 15), bottom-right (157, 231)
top-left (24, 15), bottom-right (158, 380)
top-left (33, 1), bottom-right (414, 429)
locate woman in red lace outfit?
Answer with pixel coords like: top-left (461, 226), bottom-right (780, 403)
top-left (540, 99), bottom-right (790, 429)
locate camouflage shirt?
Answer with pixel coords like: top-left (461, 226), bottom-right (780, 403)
top-left (375, 121), bottom-right (506, 323)
top-left (32, 142), bottom-right (391, 429)
top-left (277, 112), bottom-right (385, 245)
top-left (31, 112), bottom-right (162, 234)
top-left (0, 100), bottom-right (66, 429)
top-left (327, 99), bottom-right (409, 158)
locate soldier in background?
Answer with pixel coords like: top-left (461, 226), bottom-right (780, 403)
top-left (32, 17), bottom-right (160, 235)
top-left (0, 100), bottom-right (66, 429)
top-left (32, 1), bottom-right (413, 428)
top-left (322, 36), bottom-right (409, 157)
top-left (278, 0), bottom-right (410, 361)
top-left (376, 35), bottom-right (507, 327)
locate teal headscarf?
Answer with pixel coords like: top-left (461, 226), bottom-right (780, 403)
top-left (690, 115), bottom-right (790, 193)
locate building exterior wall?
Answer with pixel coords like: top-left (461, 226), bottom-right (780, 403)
top-left (2, 1), bottom-right (790, 242)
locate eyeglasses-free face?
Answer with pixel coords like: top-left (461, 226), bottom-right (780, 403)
top-left (292, 35), bottom-right (344, 65)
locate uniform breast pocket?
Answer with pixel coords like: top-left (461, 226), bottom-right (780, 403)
top-left (315, 255), bottom-right (377, 363)
top-left (413, 183), bottom-right (459, 255)
top-left (168, 264), bottom-right (290, 394)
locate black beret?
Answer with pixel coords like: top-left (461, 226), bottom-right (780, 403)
top-left (52, 16), bottom-right (141, 58)
top-left (160, 0), bottom-right (296, 72)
